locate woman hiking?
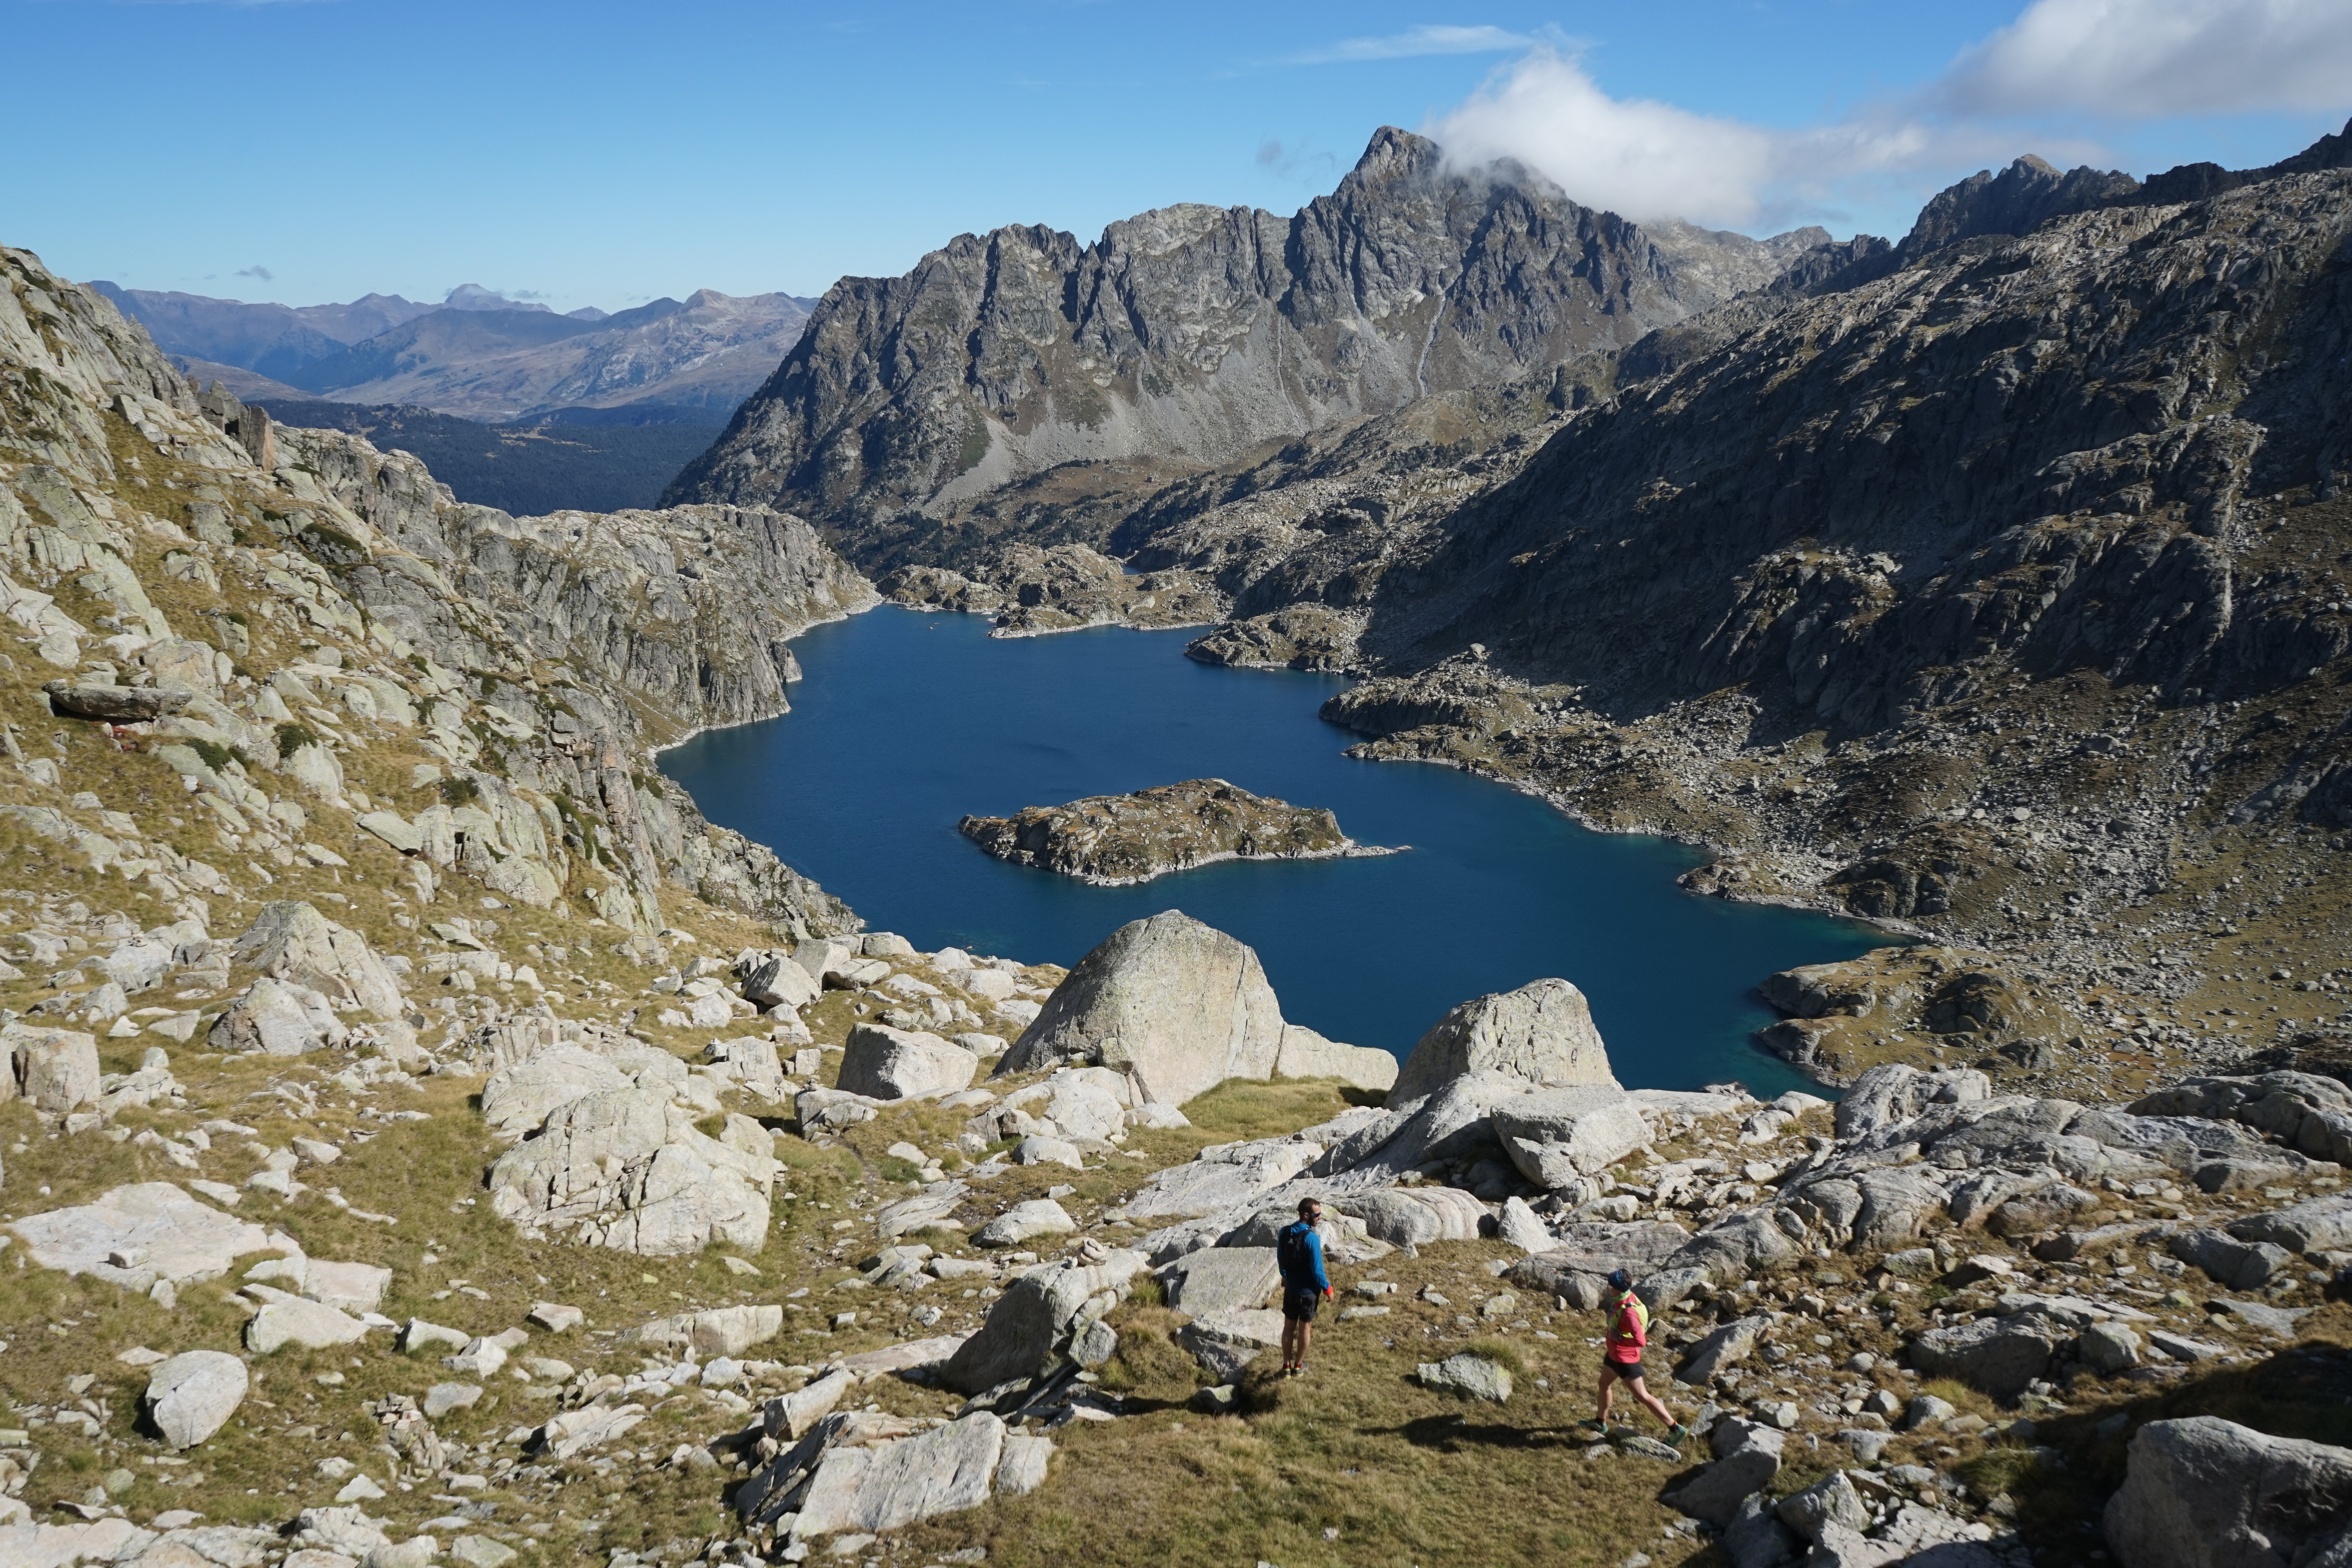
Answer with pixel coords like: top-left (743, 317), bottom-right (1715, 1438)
top-left (1582, 1269), bottom-right (1688, 1444)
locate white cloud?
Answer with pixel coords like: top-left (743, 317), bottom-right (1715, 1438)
top-left (1935, 0), bottom-right (2352, 117)
top-left (1426, 51), bottom-right (1778, 225)
top-left (1419, 0), bottom-right (2352, 234)
top-left (1294, 24), bottom-right (1538, 65)
top-left (1425, 50), bottom-right (2033, 230)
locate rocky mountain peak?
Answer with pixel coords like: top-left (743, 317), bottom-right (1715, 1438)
top-left (666, 126), bottom-right (1831, 547)
top-left (1900, 154), bottom-right (2141, 256)
top-left (1344, 124), bottom-right (1446, 185)
top-left (442, 282), bottom-right (548, 313)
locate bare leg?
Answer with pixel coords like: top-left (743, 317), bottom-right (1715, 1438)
top-left (1281, 1319), bottom-right (1301, 1368)
top-left (1297, 1319), bottom-right (1313, 1367)
top-left (1622, 1374), bottom-right (1675, 1428)
top-left (1595, 1363), bottom-right (1617, 1425)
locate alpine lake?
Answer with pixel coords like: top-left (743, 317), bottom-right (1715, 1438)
top-left (661, 608), bottom-right (1897, 1096)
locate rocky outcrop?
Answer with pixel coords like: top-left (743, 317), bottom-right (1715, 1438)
top-left (5, 1024), bottom-right (100, 1113)
top-left (1754, 947), bottom-right (2069, 1076)
top-left (3, 243), bottom-right (870, 949)
top-left (269, 411), bottom-right (877, 754)
top-left (735, 1408), bottom-right (1049, 1544)
top-left (1666, 1419), bottom-right (1784, 1527)
top-left (228, 900), bottom-right (405, 1020)
top-left (882, 543), bottom-right (1223, 636)
top-left (42, 681), bottom-right (190, 722)
top-left (479, 1020), bottom-right (782, 1255)
top-left (1274, 1023), bottom-right (1399, 1094)
top-left (206, 975), bottom-right (350, 1055)
top-left (251, 406), bottom-right (871, 939)
top-left (938, 1247), bottom-right (1145, 1394)
top-left (1186, 603), bottom-right (1367, 671)
top-left (1416, 1352), bottom-right (1513, 1402)
top-left (959, 779), bottom-right (1373, 884)
top-left (667, 128), bottom-right (1828, 550)
top-left (790, 1412), bottom-right (1009, 1541)
top-left (2105, 1416), bottom-right (2352, 1568)
top-left (5, 1183), bottom-right (289, 1291)
top-left (488, 1087), bottom-right (779, 1255)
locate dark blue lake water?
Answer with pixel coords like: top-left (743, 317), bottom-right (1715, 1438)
top-left (661, 608), bottom-right (1893, 1095)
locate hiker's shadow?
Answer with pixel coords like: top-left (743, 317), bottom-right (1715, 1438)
top-left (1372, 1414), bottom-right (1583, 1452)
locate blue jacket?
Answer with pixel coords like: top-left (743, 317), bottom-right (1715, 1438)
top-left (1277, 1221), bottom-right (1328, 1293)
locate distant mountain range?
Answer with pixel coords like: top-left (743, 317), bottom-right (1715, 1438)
top-left (91, 281), bottom-right (816, 423)
top-left (246, 399), bottom-right (727, 516)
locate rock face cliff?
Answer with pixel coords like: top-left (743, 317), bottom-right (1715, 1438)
top-left (0, 243), bottom-right (870, 942)
top-left (1360, 168), bottom-right (2352, 718)
top-left (664, 127), bottom-right (1828, 549)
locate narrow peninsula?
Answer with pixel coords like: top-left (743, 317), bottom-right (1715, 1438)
top-left (958, 778), bottom-right (1394, 885)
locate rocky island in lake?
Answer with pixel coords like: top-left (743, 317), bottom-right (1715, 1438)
top-left (958, 777), bottom-right (1390, 884)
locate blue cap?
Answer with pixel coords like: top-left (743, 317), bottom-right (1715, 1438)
top-left (1606, 1270), bottom-right (1631, 1292)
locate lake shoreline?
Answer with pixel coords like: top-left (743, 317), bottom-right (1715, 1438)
top-left (659, 610), bottom-right (1897, 1094)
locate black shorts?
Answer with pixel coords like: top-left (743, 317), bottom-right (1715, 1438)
top-left (1282, 1285), bottom-right (1322, 1323)
top-left (1601, 1357), bottom-right (1645, 1382)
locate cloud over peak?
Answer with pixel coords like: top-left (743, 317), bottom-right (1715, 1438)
top-left (1417, 0), bottom-right (2352, 234)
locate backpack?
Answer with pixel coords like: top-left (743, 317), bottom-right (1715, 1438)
top-left (1276, 1221), bottom-right (1314, 1282)
top-left (1608, 1291), bottom-right (1649, 1350)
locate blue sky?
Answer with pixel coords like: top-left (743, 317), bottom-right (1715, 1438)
top-left (6, 0), bottom-right (2348, 313)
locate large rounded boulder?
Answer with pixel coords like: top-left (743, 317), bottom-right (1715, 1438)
top-left (1390, 978), bottom-right (1618, 1102)
top-left (995, 911), bottom-right (1284, 1106)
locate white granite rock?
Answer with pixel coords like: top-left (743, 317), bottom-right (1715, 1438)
top-left (1392, 978), bottom-right (1619, 1102)
top-left (304, 1260), bottom-right (392, 1314)
top-left (792, 1412), bottom-right (1006, 1540)
top-left (229, 901), bottom-right (405, 1020)
top-left (838, 1024), bottom-right (978, 1100)
top-left (1174, 1308), bottom-right (1285, 1382)
top-left (5, 1023), bottom-right (102, 1112)
top-left (144, 1350), bottom-right (248, 1448)
top-left (486, 1090), bottom-right (777, 1256)
top-left (995, 911), bottom-right (1285, 1104)
top-left (973, 1199), bottom-right (1076, 1247)
top-left (247, 1295), bottom-right (370, 1353)
top-left (7, 1182), bottom-right (286, 1290)
top-left (207, 977), bottom-right (349, 1056)
top-left (622, 1304), bottom-right (784, 1358)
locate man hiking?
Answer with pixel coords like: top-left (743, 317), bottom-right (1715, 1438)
top-left (1276, 1196), bottom-right (1333, 1378)
top-left (1582, 1270), bottom-right (1688, 1443)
